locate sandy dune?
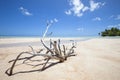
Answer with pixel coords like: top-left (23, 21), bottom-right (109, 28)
top-left (0, 38), bottom-right (120, 80)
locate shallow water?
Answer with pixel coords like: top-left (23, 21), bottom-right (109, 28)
top-left (1, 36), bottom-right (120, 48)
top-left (0, 37), bottom-right (93, 48)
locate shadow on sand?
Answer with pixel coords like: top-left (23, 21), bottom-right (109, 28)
top-left (5, 61), bottom-right (61, 76)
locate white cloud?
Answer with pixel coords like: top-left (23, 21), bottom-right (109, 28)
top-left (65, 0), bottom-right (86, 17)
top-left (77, 27), bottom-right (84, 32)
top-left (82, 6), bottom-right (89, 12)
top-left (54, 18), bottom-right (58, 22)
top-left (19, 7), bottom-right (32, 16)
top-left (93, 17), bottom-right (101, 21)
top-left (65, 10), bottom-right (72, 15)
top-left (71, 0), bottom-right (84, 16)
top-left (89, 0), bottom-right (105, 11)
top-left (65, 0), bottom-right (105, 17)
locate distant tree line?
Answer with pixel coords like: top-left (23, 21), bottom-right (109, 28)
top-left (99, 27), bottom-right (120, 36)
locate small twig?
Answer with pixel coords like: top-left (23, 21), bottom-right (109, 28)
top-left (41, 58), bottom-right (50, 71)
top-left (53, 41), bottom-right (60, 56)
top-left (6, 52), bottom-right (30, 76)
top-left (37, 49), bottom-right (43, 53)
top-left (50, 39), bottom-right (52, 49)
top-left (63, 45), bottom-right (66, 60)
top-left (41, 39), bottom-right (54, 54)
top-left (29, 46), bottom-right (36, 54)
top-left (9, 54), bottom-right (34, 63)
top-left (58, 39), bottom-right (62, 55)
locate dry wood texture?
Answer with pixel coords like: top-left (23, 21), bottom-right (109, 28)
top-left (5, 39), bottom-right (76, 76)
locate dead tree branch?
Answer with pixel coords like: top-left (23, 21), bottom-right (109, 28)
top-left (5, 39), bottom-right (76, 76)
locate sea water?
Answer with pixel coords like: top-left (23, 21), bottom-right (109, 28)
top-left (0, 35), bottom-right (119, 48)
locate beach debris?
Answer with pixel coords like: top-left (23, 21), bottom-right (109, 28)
top-left (5, 39), bottom-right (76, 76)
top-left (5, 20), bottom-right (76, 76)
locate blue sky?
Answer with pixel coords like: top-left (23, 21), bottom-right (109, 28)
top-left (0, 0), bottom-right (120, 37)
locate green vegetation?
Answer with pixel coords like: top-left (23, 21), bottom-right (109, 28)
top-left (99, 27), bottom-right (120, 36)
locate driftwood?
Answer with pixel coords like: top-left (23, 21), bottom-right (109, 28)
top-left (5, 39), bottom-right (76, 76)
top-left (5, 21), bottom-right (76, 76)
top-left (5, 39), bottom-right (75, 76)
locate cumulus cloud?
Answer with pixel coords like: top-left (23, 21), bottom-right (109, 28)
top-left (89, 0), bottom-right (105, 11)
top-left (65, 0), bottom-right (105, 17)
top-left (82, 6), bottom-right (89, 12)
top-left (93, 17), bottom-right (101, 21)
top-left (19, 7), bottom-right (32, 16)
top-left (65, 0), bottom-right (86, 17)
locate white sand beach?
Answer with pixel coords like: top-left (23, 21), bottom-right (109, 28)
top-left (0, 37), bottom-right (120, 80)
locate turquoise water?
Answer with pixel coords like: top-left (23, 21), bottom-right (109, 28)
top-left (1, 35), bottom-right (120, 39)
top-left (0, 35), bottom-right (99, 38)
top-left (0, 36), bottom-right (97, 48)
top-left (0, 35), bottom-right (41, 38)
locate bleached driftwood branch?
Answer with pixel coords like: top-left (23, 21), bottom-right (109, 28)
top-left (5, 39), bottom-right (76, 76)
top-left (5, 21), bottom-right (76, 76)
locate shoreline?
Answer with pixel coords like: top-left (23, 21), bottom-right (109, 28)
top-left (0, 37), bottom-right (120, 48)
top-left (0, 38), bottom-right (120, 80)
top-left (0, 37), bottom-right (93, 48)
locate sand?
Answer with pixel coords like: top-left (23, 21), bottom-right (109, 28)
top-left (0, 37), bottom-right (120, 80)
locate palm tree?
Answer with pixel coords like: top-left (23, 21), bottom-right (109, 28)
top-left (100, 27), bottom-right (120, 36)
